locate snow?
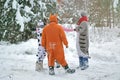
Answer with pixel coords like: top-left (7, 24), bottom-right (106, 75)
top-left (0, 26), bottom-right (120, 80)
top-left (114, 0), bottom-right (118, 7)
top-left (24, 6), bottom-right (31, 13)
top-left (29, 0), bottom-right (34, 8)
top-left (12, 0), bottom-right (17, 9)
top-left (16, 5), bottom-right (24, 32)
top-left (4, 0), bottom-right (10, 8)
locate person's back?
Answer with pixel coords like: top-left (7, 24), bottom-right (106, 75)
top-left (76, 11), bottom-right (89, 70)
top-left (42, 14), bottom-right (75, 75)
top-left (78, 21), bottom-right (89, 55)
top-left (42, 23), bottom-right (67, 49)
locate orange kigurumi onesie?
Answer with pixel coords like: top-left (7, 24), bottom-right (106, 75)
top-left (41, 15), bottom-right (68, 67)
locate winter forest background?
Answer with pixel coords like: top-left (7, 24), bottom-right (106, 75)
top-left (0, 0), bottom-right (120, 43)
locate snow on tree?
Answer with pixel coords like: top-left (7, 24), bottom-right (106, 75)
top-left (0, 0), bottom-right (56, 43)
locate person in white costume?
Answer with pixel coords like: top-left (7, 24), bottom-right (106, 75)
top-left (35, 19), bottom-right (47, 71)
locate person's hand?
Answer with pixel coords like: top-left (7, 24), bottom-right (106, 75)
top-left (74, 28), bottom-right (76, 31)
top-left (66, 45), bottom-right (68, 48)
top-left (40, 33), bottom-right (42, 36)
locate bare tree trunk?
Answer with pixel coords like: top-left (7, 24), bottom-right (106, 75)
top-left (112, 0), bottom-right (114, 27)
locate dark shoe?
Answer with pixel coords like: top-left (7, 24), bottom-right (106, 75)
top-left (49, 67), bottom-right (55, 75)
top-left (81, 65), bottom-right (89, 70)
top-left (56, 65), bottom-right (60, 68)
top-left (56, 62), bottom-right (60, 68)
top-left (66, 68), bottom-right (75, 73)
top-left (64, 65), bottom-right (75, 74)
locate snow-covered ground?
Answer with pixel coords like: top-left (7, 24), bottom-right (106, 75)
top-left (0, 27), bottom-right (120, 80)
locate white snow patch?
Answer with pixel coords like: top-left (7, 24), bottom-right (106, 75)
top-left (16, 5), bottom-right (24, 32)
top-left (0, 27), bottom-right (120, 80)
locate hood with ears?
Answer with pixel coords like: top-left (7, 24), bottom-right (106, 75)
top-left (49, 14), bottom-right (58, 23)
top-left (81, 11), bottom-right (87, 17)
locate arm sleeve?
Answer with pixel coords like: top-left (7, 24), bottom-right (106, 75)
top-left (62, 27), bottom-right (74, 32)
top-left (78, 21), bottom-right (88, 34)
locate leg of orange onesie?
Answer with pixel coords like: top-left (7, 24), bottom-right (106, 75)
top-left (54, 48), bottom-right (68, 67)
top-left (47, 50), bottom-right (55, 67)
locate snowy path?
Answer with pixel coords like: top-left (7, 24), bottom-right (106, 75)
top-left (0, 38), bottom-right (120, 80)
top-left (0, 54), bottom-right (120, 80)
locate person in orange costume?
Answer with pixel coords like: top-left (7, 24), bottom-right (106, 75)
top-left (41, 14), bottom-right (75, 75)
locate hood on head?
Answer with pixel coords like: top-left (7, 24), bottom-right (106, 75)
top-left (49, 14), bottom-right (58, 23)
top-left (81, 11), bottom-right (87, 17)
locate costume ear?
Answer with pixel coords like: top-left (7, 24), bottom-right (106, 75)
top-left (55, 14), bottom-right (58, 17)
top-left (49, 13), bottom-right (52, 17)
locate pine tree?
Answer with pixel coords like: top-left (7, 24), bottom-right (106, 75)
top-left (0, 0), bottom-right (56, 43)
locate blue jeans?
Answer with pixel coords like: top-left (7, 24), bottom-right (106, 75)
top-left (79, 56), bottom-right (89, 70)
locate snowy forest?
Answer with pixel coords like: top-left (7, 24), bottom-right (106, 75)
top-left (0, 0), bottom-right (120, 43)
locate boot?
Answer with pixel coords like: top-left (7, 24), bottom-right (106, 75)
top-left (35, 61), bottom-right (43, 72)
top-left (79, 56), bottom-right (84, 68)
top-left (81, 57), bottom-right (89, 70)
top-left (49, 66), bottom-right (55, 75)
top-left (55, 61), bottom-right (60, 68)
top-left (64, 65), bottom-right (75, 74)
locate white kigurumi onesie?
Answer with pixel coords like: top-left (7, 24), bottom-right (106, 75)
top-left (36, 21), bottom-right (46, 62)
